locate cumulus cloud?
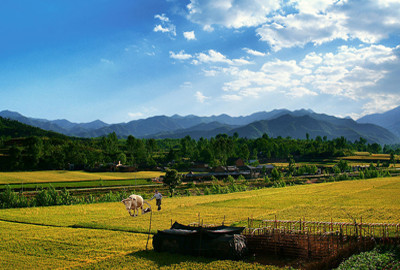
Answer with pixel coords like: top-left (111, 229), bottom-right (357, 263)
top-left (170, 50), bottom-right (192, 60)
top-left (186, 0), bottom-right (281, 29)
top-left (256, 12), bottom-right (348, 51)
top-left (257, 0), bottom-right (400, 51)
top-left (218, 44), bottom-right (399, 109)
top-left (183, 31), bottom-right (196, 40)
top-left (286, 87), bottom-right (318, 97)
top-left (243, 48), bottom-right (266, 56)
top-left (195, 91), bottom-right (210, 103)
top-left (186, 0), bottom-right (400, 51)
top-left (154, 14), bottom-right (170, 22)
top-left (154, 13), bottom-right (176, 36)
top-left (170, 49), bottom-right (252, 66)
top-left (361, 94), bottom-right (400, 115)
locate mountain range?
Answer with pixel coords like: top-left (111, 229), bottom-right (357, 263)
top-left (1, 107), bottom-right (399, 144)
top-left (357, 106), bottom-right (400, 138)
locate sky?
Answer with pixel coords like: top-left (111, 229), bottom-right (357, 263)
top-left (1, 0), bottom-right (400, 124)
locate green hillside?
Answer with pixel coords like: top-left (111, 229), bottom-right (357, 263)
top-left (0, 117), bottom-right (67, 139)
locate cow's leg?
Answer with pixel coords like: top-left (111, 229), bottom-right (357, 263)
top-left (128, 209), bottom-right (133, 216)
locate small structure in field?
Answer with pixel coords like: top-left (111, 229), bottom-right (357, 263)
top-left (153, 222), bottom-right (247, 259)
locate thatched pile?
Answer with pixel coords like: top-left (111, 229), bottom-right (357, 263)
top-left (153, 222), bottom-right (247, 259)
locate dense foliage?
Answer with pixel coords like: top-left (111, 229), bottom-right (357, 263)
top-left (0, 185), bottom-right (131, 208)
top-left (2, 126), bottom-right (399, 171)
top-left (335, 246), bottom-right (400, 269)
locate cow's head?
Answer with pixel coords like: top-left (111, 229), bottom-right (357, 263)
top-left (121, 198), bottom-right (132, 210)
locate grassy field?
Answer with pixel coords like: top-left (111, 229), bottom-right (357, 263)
top-left (0, 170), bottom-right (164, 185)
top-left (0, 178), bottom-right (154, 190)
top-left (1, 177), bottom-right (400, 269)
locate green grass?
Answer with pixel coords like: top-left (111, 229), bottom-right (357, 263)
top-left (1, 177), bottom-right (400, 269)
top-left (0, 178), bottom-right (154, 190)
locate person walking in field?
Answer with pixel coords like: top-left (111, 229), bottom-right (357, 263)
top-left (150, 190), bottom-right (162, 211)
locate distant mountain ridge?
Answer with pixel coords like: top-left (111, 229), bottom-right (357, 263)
top-left (357, 106), bottom-right (400, 137)
top-left (1, 108), bottom-right (399, 144)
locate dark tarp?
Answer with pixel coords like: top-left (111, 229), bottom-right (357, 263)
top-left (153, 222), bottom-right (247, 259)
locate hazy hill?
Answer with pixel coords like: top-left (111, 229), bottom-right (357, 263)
top-left (0, 116), bottom-right (67, 138)
top-left (357, 106), bottom-right (400, 137)
top-left (148, 113), bottom-right (398, 144)
top-left (230, 114), bottom-right (397, 144)
top-left (1, 109), bottom-right (399, 144)
top-left (0, 110), bottom-right (109, 137)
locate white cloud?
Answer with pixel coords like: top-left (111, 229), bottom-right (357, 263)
top-left (154, 25), bottom-right (170, 33)
top-left (100, 58), bottom-right (113, 65)
top-left (183, 31), bottom-right (196, 40)
top-left (256, 12), bottom-right (348, 51)
top-left (216, 44), bottom-right (399, 108)
top-left (289, 0), bottom-right (339, 14)
top-left (186, 0), bottom-right (400, 52)
top-left (154, 13), bottom-right (176, 36)
top-left (154, 14), bottom-right (170, 22)
top-left (221, 94), bottom-right (243, 101)
top-left (170, 50), bottom-right (193, 60)
top-left (255, 0), bottom-right (400, 51)
top-left (286, 87), bottom-right (318, 97)
top-left (361, 94), bottom-right (400, 115)
top-left (128, 112), bottom-right (144, 118)
top-left (184, 49), bottom-right (252, 66)
top-left (197, 50), bottom-right (231, 64)
top-left (187, 0), bottom-right (281, 28)
top-left (195, 91), bottom-right (210, 103)
top-left (300, 52), bottom-right (323, 68)
top-left (243, 48), bottom-right (266, 56)
top-left (202, 68), bottom-right (219, 77)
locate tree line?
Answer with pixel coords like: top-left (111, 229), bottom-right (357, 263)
top-left (1, 130), bottom-right (399, 172)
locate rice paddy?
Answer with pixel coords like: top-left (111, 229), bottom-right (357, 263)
top-left (1, 176), bottom-right (400, 269)
top-left (0, 170), bottom-right (164, 185)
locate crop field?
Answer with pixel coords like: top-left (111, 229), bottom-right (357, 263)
top-left (0, 179), bottom-right (154, 190)
top-left (0, 170), bottom-right (164, 185)
top-left (1, 177), bottom-right (400, 269)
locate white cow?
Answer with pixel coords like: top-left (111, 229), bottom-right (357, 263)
top-left (121, 194), bottom-right (151, 217)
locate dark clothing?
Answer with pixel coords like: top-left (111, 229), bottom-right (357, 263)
top-left (156, 199), bottom-right (161, 210)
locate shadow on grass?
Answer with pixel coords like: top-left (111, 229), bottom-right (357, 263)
top-left (127, 250), bottom-right (216, 267)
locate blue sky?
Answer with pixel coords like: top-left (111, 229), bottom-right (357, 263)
top-left (1, 0), bottom-right (400, 123)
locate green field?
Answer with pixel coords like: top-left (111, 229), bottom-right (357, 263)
top-left (1, 177), bottom-right (400, 269)
top-left (0, 178), bottom-right (155, 190)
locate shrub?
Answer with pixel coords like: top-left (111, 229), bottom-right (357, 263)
top-left (335, 246), bottom-right (399, 270)
top-left (264, 176), bottom-right (271, 184)
top-left (237, 175), bottom-right (245, 181)
top-left (272, 181), bottom-right (286, 188)
top-left (224, 175), bottom-right (235, 183)
top-left (59, 188), bottom-right (74, 205)
top-left (0, 185), bottom-right (19, 208)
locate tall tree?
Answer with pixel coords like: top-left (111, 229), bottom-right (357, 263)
top-left (163, 169), bottom-right (181, 196)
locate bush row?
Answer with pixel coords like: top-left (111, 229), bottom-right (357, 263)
top-left (0, 185), bottom-right (138, 209)
top-left (335, 245), bottom-right (400, 269)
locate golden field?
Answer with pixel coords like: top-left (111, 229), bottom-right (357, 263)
top-left (1, 177), bottom-right (400, 269)
top-left (0, 170), bottom-right (164, 184)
